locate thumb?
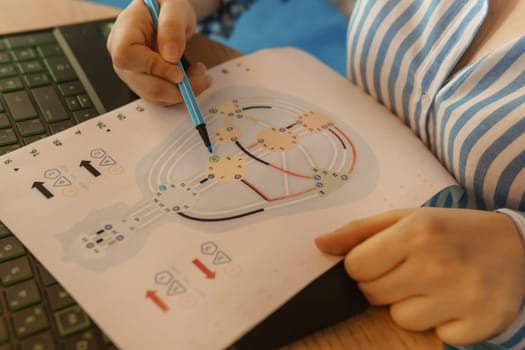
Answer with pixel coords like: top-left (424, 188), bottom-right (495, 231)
top-left (315, 209), bottom-right (413, 255)
top-left (157, 0), bottom-right (197, 63)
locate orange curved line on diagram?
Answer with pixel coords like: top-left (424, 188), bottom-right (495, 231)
top-left (268, 164), bottom-right (313, 179)
top-left (332, 126), bottom-right (357, 174)
top-left (241, 179), bottom-right (317, 202)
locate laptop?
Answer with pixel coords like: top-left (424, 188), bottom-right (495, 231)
top-left (0, 18), bottom-right (368, 350)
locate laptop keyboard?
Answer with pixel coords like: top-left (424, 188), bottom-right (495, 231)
top-left (0, 31), bottom-right (116, 349)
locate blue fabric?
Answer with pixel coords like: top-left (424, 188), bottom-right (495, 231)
top-left (88, 0), bottom-right (348, 75)
top-left (445, 344), bottom-right (501, 350)
top-left (90, 0), bottom-right (130, 8)
top-left (209, 0), bottom-right (348, 75)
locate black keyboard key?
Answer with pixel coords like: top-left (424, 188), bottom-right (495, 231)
top-left (23, 134), bottom-right (48, 145)
top-left (19, 332), bottom-right (56, 350)
top-left (54, 306), bottom-right (90, 337)
top-left (73, 109), bottom-right (98, 123)
top-left (58, 82), bottom-right (83, 97)
top-left (77, 94), bottom-right (93, 109)
top-left (63, 331), bottom-right (99, 350)
top-left (18, 61), bottom-right (44, 74)
top-left (0, 77), bottom-right (24, 92)
top-left (0, 319), bottom-right (9, 344)
top-left (37, 44), bottom-right (62, 58)
top-left (0, 256), bottom-right (33, 286)
top-left (43, 57), bottom-right (76, 83)
top-left (0, 64), bottom-right (18, 78)
top-left (45, 284), bottom-right (75, 311)
top-left (17, 119), bottom-right (46, 137)
top-left (0, 52), bottom-right (11, 64)
top-left (31, 86), bottom-right (69, 123)
top-left (6, 280), bottom-right (42, 312)
top-left (5, 33), bottom-right (55, 49)
top-left (36, 265), bottom-right (56, 287)
top-left (0, 143), bottom-right (20, 155)
top-left (12, 305), bottom-right (50, 338)
top-left (4, 91), bottom-right (38, 121)
top-left (0, 236), bottom-right (26, 262)
top-left (49, 119), bottom-right (74, 134)
top-left (65, 97), bottom-right (81, 111)
top-left (0, 114), bottom-right (11, 129)
top-left (24, 72), bottom-right (50, 88)
top-left (0, 223), bottom-right (11, 239)
top-left (0, 129), bottom-right (18, 146)
top-left (12, 48), bottom-right (37, 62)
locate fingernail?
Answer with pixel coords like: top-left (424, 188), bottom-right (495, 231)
top-left (166, 68), bottom-right (182, 83)
top-left (162, 42), bottom-right (179, 63)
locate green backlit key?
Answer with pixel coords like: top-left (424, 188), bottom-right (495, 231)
top-left (0, 236), bottom-right (25, 262)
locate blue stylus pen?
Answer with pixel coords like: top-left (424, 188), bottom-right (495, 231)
top-left (143, 0), bottom-right (213, 154)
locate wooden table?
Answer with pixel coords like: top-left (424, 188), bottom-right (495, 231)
top-left (0, 1), bottom-right (442, 349)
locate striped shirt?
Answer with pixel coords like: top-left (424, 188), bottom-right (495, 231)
top-left (208, 0), bottom-right (525, 348)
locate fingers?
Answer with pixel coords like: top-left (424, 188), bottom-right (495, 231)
top-left (357, 260), bottom-right (422, 305)
top-left (107, 0), bottom-right (202, 104)
top-left (315, 209), bottom-right (413, 255)
top-left (117, 62), bottom-right (212, 105)
top-left (186, 62), bottom-right (213, 96)
top-left (389, 295), bottom-right (459, 332)
top-left (436, 317), bottom-right (498, 346)
top-left (344, 222), bottom-right (408, 281)
top-left (157, 0), bottom-right (196, 63)
top-left (112, 43), bottom-right (184, 83)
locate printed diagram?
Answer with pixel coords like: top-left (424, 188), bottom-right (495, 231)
top-left (146, 241), bottom-right (236, 312)
top-left (58, 87), bottom-right (359, 270)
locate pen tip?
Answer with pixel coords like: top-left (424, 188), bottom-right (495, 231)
top-left (207, 146), bottom-right (213, 154)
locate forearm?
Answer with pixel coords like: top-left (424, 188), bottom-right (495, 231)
top-left (187, 0), bottom-right (221, 21)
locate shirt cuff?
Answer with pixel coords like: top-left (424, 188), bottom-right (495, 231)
top-left (486, 209), bottom-right (525, 349)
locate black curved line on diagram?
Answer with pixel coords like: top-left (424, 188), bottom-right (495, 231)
top-left (235, 141), bottom-right (269, 165)
top-left (242, 105), bottom-right (272, 111)
top-left (241, 179), bottom-right (268, 201)
top-left (328, 128), bottom-right (347, 149)
top-left (177, 209), bottom-right (265, 222)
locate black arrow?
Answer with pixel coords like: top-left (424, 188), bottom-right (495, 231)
top-left (80, 160), bottom-right (101, 177)
top-left (32, 181), bottom-right (54, 199)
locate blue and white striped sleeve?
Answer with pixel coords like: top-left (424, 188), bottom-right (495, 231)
top-left (196, 0), bottom-right (255, 37)
top-left (487, 210), bottom-right (525, 349)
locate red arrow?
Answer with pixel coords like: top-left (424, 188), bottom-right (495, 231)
top-left (145, 290), bottom-right (169, 312)
top-left (192, 258), bottom-right (216, 279)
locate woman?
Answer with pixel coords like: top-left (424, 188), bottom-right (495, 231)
top-left (106, 1), bottom-right (525, 348)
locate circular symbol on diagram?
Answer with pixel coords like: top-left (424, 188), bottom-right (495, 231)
top-left (201, 242), bottom-right (218, 255)
top-left (44, 169), bottom-right (61, 179)
top-left (90, 149), bottom-right (106, 159)
top-left (155, 270), bottom-right (173, 285)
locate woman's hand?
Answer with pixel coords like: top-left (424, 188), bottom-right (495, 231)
top-left (315, 208), bottom-right (525, 346)
top-left (106, 0), bottom-right (212, 105)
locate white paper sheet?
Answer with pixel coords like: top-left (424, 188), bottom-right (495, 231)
top-left (0, 48), bottom-right (457, 350)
